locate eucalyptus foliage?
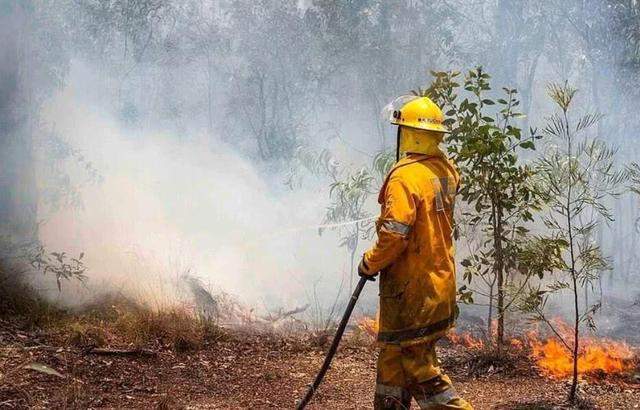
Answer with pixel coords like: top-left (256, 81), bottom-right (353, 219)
top-left (427, 67), bottom-right (544, 345)
top-left (29, 247), bottom-right (87, 291)
top-left (520, 82), bottom-right (627, 402)
top-left (629, 162), bottom-right (640, 196)
top-left (323, 165), bottom-right (380, 292)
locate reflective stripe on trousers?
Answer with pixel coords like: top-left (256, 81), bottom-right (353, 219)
top-left (415, 387), bottom-right (459, 409)
top-left (375, 384), bottom-right (411, 410)
top-left (376, 384), bottom-right (406, 399)
top-left (376, 384), bottom-right (461, 409)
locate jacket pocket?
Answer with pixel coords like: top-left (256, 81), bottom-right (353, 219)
top-left (380, 277), bottom-right (409, 299)
top-left (379, 278), bottom-right (408, 331)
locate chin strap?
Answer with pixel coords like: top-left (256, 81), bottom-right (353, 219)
top-left (395, 127), bottom-right (401, 161)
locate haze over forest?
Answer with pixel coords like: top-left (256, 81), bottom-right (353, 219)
top-left (1, 0), bottom-right (640, 324)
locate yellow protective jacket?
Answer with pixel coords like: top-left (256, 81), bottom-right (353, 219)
top-left (362, 151), bottom-right (459, 346)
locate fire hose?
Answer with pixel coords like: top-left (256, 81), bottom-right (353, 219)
top-left (295, 275), bottom-right (369, 409)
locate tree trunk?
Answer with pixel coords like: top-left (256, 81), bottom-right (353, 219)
top-left (487, 283), bottom-right (494, 340)
top-left (494, 0), bottom-right (522, 86)
top-left (569, 272), bottom-right (580, 402)
top-left (255, 71), bottom-right (269, 159)
top-left (564, 109), bottom-right (579, 403)
top-left (0, 2), bottom-right (38, 243)
top-left (206, 56), bottom-right (215, 137)
top-left (349, 223), bottom-right (360, 293)
top-left (493, 203), bottom-right (505, 347)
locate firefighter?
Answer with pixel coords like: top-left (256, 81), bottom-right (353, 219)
top-left (358, 96), bottom-right (473, 409)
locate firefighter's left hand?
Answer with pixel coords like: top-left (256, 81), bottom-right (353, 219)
top-left (358, 257), bottom-right (378, 281)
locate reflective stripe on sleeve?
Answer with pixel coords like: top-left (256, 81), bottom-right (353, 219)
top-left (416, 387), bottom-right (459, 408)
top-left (381, 220), bottom-right (411, 236)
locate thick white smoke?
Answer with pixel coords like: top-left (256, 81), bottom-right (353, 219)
top-left (34, 67), bottom-right (369, 314)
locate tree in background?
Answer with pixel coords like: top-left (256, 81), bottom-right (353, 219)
top-left (72, 0), bottom-right (170, 114)
top-left (0, 2), bottom-right (35, 241)
top-left (175, 1), bottom-right (230, 137)
top-left (520, 82), bottom-right (627, 402)
top-left (546, 1), bottom-right (640, 285)
top-left (0, 0), bottom-right (71, 241)
top-left (0, 1), bottom-right (90, 295)
top-left (308, 0), bottom-right (458, 150)
top-left (455, 0), bottom-right (549, 132)
top-left (630, 163), bottom-right (640, 234)
top-left (630, 163), bottom-right (640, 195)
top-left (427, 68), bottom-right (544, 347)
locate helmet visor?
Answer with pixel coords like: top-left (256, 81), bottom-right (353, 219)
top-left (381, 95), bottom-right (420, 123)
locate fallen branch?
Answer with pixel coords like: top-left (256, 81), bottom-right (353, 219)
top-left (86, 347), bottom-right (157, 357)
top-left (262, 304), bottom-right (310, 323)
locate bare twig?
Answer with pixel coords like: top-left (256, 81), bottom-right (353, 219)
top-left (85, 347), bottom-right (157, 357)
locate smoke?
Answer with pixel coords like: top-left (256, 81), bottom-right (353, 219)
top-left (2, 0), bottom-right (639, 329)
top-left (34, 65), bottom-right (366, 313)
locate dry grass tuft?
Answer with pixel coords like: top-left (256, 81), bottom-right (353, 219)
top-left (114, 306), bottom-right (223, 351)
top-left (457, 344), bottom-right (532, 378)
top-left (0, 263), bottom-right (64, 327)
top-left (1, 257), bottom-right (226, 353)
top-left (52, 294), bottom-right (228, 352)
top-left (64, 321), bottom-right (108, 347)
top-left (155, 394), bottom-right (184, 409)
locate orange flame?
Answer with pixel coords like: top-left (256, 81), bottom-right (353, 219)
top-left (355, 316), bottom-right (635, 379)
top-left (446, 330), bottom-right (485, 349)
top-left (509, 338), bottom-right (524, 349)
top-left (357, 314), bottom-right (379, 338)
top-left (528, 334), bottom-right (634, 378)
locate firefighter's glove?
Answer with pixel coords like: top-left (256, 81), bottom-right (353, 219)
top-left (358, 257), bottom-right (378, 281)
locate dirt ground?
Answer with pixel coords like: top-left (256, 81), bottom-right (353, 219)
top-left (1, 324), bottom-right (639, 409)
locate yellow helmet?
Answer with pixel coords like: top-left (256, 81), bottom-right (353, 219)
top-left (382, 95), bottom-right (448, 133)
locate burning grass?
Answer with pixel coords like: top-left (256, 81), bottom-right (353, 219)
top-left (357, 314), bottom-right (378, 339)
top-left (528, 331), bottom-right (636, 379)
top-left (446, 329), bottom-right (485, 350)
top-left (356, 314), bottom-right (639, 381)
top-left (452, 326), bottom-right (637, 380)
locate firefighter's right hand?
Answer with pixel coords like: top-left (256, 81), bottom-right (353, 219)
top-left (358, 257), bottom-right (378, 281)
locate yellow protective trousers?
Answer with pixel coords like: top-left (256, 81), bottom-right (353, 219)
top-left (374, 340), bottom-right (473, 410)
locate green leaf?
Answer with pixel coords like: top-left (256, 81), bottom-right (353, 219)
top-left (520, 141), bottom-right (535, 150)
